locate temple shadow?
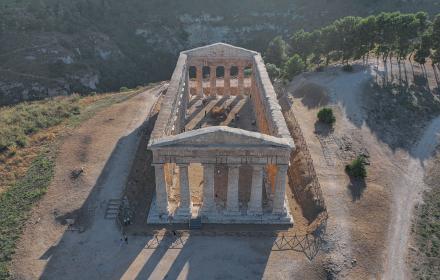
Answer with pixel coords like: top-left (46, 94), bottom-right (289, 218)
top-left (135, 233), bottom-right (180, 280)
top-left (39, 245), bottom-right (57, 260)
top-left (185, 96), bottom-right (214, 125)
top-left (187, 95), bottom-right (201, 108)
top-left (189, 96), bottom-right (227, 129)
top-left (289, 64), bottom-right (440, 162)
top-left (136, 229), bottom-right (277, 280)
top-left (39, 116), bottom-right (157, 279)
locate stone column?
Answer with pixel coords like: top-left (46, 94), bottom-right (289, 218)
top-left (201, 163), bottom-right (215, 214)
top-left (224, 64), bottom-right (231, 96)
top-left (238, 65), bottom-right (245, 95)
top-left (175, 163), bottom-right (191, 217)
top-left (153, 164), bottom-right (169, 215)
top-left (273, 164), bottom-right (288, 215)
top-left (226, 164), bottom-right (240, 215)
top-left (210, 65), bottom-right (217, 97)
top-left (196, 65), bottom-right (204, 97)
top-left (248, 165), bottom-right (264, 215)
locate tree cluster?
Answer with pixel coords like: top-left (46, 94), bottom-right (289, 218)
top-left (265, 12), bottom-right (440, 81)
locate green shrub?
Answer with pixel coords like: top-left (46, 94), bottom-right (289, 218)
top-left (266, 63), bottom-right (281, 82)
top-left (317, 107), bottom-right (336, 124)
top-left (265, 36), bottom-right (288, 67)
top-left (283, 54), bottom-right (305, 81)
top-left (120, 86), bottom-right (130, 92)
top-left (345, 155), bottom-right (367, 178)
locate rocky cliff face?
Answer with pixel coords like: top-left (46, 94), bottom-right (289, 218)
top-left (1, 0), bottom-right (439, 105)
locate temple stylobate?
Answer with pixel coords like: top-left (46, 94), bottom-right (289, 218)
top-left (147, 43), bottom-right (295, 224)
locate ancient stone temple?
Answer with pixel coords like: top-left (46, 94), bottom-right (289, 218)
top-left (147, 43), bottom-right (295, 224)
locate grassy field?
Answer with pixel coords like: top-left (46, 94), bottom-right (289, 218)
top-left (0, 88), bottom-right (146, 279)
top-left (0, 96), bottom-right (81, 153)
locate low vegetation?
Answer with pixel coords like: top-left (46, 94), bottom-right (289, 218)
top-left (317, 108), bottom-right (336, 125)
top-left (410, 150), bottom-right (440, 279)
top-left (345, 155), bottom-right (368, 179)
top-left (0, 148), bottom-right (55, 279)
top-left (283, 54), bottom-right (305, 81)
top-left (0, 96), bottom-right (80, 154)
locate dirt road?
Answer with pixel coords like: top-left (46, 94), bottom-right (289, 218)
top-left (10, 85), bottom-right (164, 279)
top-left (287, 64), bottom-right (440, 279)
top-left (384, 116), bottom-right (440, 279)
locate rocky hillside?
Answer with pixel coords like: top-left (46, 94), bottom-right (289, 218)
top-left (1, 0), bottom-right (440, 105)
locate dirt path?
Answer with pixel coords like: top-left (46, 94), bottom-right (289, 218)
top-left (384, 116), bottom-right (440, 279)
top-left (286, 64), bottom-right (440, 279)
top-left (10, 85), bottom-right (163, 279)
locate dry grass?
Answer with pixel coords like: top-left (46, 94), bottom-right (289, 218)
top-left (0, 88), bottom-right (146, 194)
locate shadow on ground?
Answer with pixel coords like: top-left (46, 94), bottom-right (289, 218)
top-left (347, 177), bottom-right (366, 201)
top-left (288, 63), bottom-right (440, 162)
top-left (37, 111), bottom-right (291, 280)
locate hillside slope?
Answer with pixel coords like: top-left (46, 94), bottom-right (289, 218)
top-left (1, 0), bottom-right (440, 105)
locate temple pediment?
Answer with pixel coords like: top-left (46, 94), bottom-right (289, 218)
top-left (149, 126), bottom-right (292, 149)
top-left (182, 43), bottom-right (257, 59)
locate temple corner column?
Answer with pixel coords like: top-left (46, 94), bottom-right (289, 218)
top-left (153, 163), bottom-right (169, 216)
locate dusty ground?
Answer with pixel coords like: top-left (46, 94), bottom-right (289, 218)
top-left (408, 144), bottom-right (440, 278)
top-left (9, 83), bottom-right (320, 280)
top-left (284, 61), bottom-right (440, 279)
top-left (10, 86), bottom-right (163, 279)
top-left (9, 60), bottom-right (440, 280)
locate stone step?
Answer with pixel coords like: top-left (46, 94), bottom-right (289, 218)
top-left (189, 217), bottom-right (202, 230)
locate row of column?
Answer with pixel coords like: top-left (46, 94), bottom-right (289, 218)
top-left (195, 65), bottom-right (246, 97)
top-left (154, 163), bottom-right (288, 217)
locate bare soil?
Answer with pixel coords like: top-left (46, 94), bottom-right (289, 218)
top-left (10, 86), bottom-right (162, 279)
top-left (283, 61), bottom-right (440, 279)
